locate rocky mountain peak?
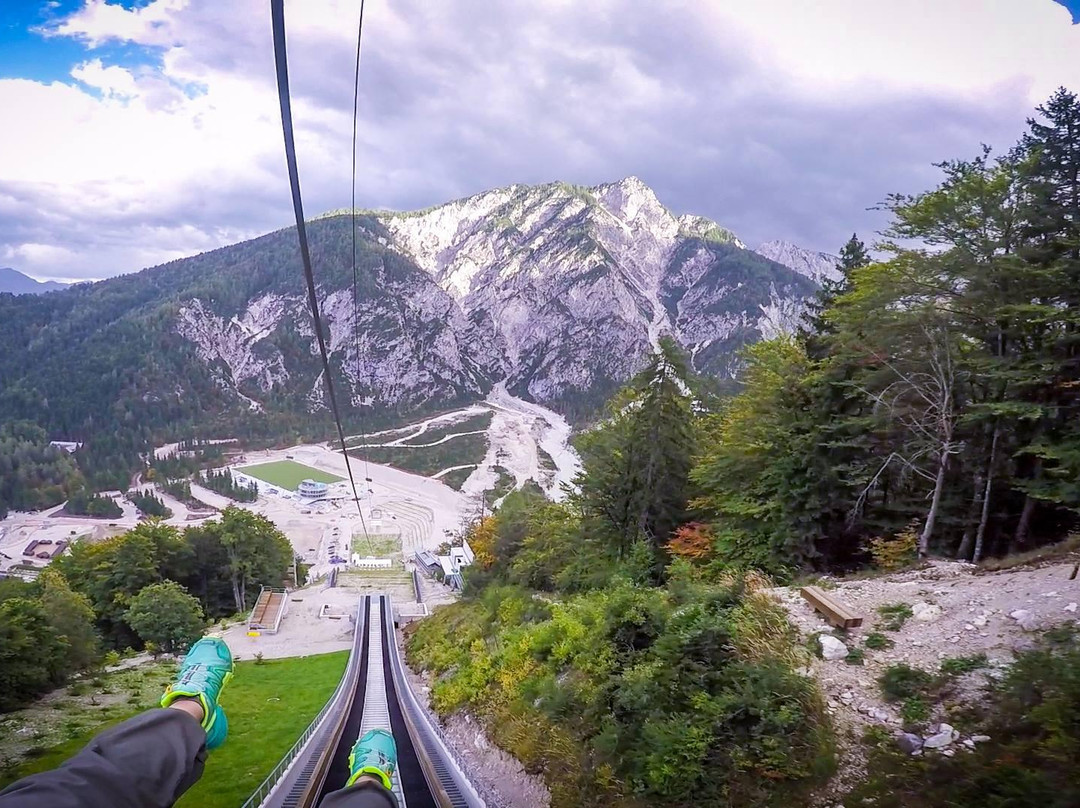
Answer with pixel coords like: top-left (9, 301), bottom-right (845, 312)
top-left (754, 240), bottom-right (840, 284)
top-left (3, 178), bottom-right (822, 429)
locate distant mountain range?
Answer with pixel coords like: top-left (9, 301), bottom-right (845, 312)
top-left (754, 241), bottom-right (840, 285)
top-left (0, 177), bottom-right (831, 445)
top-left (0, 267), bottom-right (69, 295)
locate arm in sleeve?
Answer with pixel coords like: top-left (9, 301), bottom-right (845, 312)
top-left (0, 709), bottom-right (207, 808)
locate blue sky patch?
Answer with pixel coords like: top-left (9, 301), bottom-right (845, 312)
top-left (0, 0), bottom-right (163, 83)
top-left (1053, 0), bottom-right (1080, 23)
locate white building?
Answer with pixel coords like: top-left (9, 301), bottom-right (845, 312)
top-left (297, 479), bottom-right (328, 500)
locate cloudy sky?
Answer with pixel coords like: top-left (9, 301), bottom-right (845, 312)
top-left (1, 0), bottom-right (1078, 282)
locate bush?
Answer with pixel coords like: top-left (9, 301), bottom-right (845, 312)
top-left (846, 647), bottom-right (866, 666)
top-left (865, 632), bottom-right (894, 650)
top-left (940, 654), bottom-right (987, 676)
top-left (879, 664), bottom-right (933, 702)
top-left (847, 635), bottom-right (1080, 807)
top-left (900, 696), bottom-right (929, 725)
top-left (877, 602), bottom-right (914, 632)
top-left (868, 523), bottom-right (919, 571)
top-left (407, 580), bottom-right (834, 807)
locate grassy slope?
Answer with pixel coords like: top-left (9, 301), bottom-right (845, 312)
top-left (0, 662), bottom-right (177, 786)
top-left (239, 460), bottom-right (344, 488)
top-left (176, 651), bottom-right (347, 808)
top-left (0, 652), bottom-right (347, 808)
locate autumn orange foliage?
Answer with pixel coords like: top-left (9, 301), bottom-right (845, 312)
top-left (468, 516), bottom-right (498, 569)
top-left (665, 522), bottom-right (715, 561)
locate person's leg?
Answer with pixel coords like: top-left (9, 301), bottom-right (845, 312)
top-left (319, 729), bottom-right (399, 808)
top-left (0, 638), bottom-right (234, 808)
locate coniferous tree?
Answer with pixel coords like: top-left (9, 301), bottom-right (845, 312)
top-left (574, 339), bottom-right (695, 572)
top-left (804, 233), bottom-right (871, 351)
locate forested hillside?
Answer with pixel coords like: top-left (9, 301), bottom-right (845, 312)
top-left (0, 176), bottom-right (815, 495)
top-left (0, 422), bottom-right (83, 518)
top-left (697, 88), bottom-right (1080, 569)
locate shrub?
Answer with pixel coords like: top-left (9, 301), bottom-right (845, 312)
top-left (877, 602), bottom-right (914, 632)
top-left (847, 634), bottom-right (1080, 807)
top-left (879, 664), bottom-right (933, 702)
top-left (864, 632), bottom-right (894, 650)
top-left (940, 654), bottom-right (988, 676)
top-left (868, 523), bottom-right (919, 571)
top-left (407, 579), bottom-right (835, 807)
top-left (845, 647), bottom-right (866, 666)
top-left (900, 696), bottom-right (929, 725)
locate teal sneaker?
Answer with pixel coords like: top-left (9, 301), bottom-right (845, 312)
top-left (346, 729), bottom-right (397, 791)
top-left (161, 638), bottom-right (234, 749)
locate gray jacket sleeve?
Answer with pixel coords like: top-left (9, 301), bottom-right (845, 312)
top-left (0, 709), bottom-right (206, 808)
top-left (0, 707), bottom-right (399, 808)
top-left (319, 781), bottom-right (399, 808)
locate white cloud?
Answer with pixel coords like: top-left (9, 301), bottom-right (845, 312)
top-left (70, 58), bottom-right (141, 99)
top-left (43, 0), bottom-right (188, 48)
top-left (2, 0), bottom-right (1078, 282)
top-left (706, 0), bottom-right (1080, 103)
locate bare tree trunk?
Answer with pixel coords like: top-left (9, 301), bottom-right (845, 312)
top-left (956, 467), bottom-right (984, 561)
top-left (232, 576), bottom-right (243, 614)
top-left (919, 447), bottom-right (950, 557)
top-left (1012, 457), bottom-right (1042, 552)
top-left (973, 426), bottom-right (999, 564)
top-left (1013, 495), bottom-right (1038, 552)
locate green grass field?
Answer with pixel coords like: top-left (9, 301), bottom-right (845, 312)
top-left (0, 652), bottom-right (348, 808)
top-left (176, 652), bottom-right (347, 808)
top-left (239, 460), bottom-right (343, 490)
top-left (353, 532), bottom-right (401, 556)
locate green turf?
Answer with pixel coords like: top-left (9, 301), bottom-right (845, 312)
top-left (353, 532), bottom-right (402, 556)
top-left (0, 653), bottom-right (348, 808)
top-left (176, 651), bottom-right (347, 808)
top-left (238, 460), bottom-right (343, 489)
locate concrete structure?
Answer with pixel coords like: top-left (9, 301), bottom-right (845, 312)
top-left (414, 550), bottom-right (440, 575)
top-left (298, 479), bottom-right (329, 500)
top-left (248, 587), bottom-right (289, 633)
top-left (433, 538), bottom-right (475, 592)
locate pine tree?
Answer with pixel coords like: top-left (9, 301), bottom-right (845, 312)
top-left (574, 339), bottom-right (695, 571)
top-left (804, 233), bottom-right (871, 353)
top-left (1010, 88), bottom-right (1080, 549)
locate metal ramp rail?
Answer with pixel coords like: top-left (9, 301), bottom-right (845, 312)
top-left (242, 594), bottom-right (486, 808)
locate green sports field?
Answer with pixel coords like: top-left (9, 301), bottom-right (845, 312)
top-left (238, 460), bottom-right (343, 489)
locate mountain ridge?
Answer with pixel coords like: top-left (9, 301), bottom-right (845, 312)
top-left (0, 267), bottom-right (69, 295)
top-left (0, 177), bottom-right (819, 462)
top-left (754, 240), bottom-right (840, 284)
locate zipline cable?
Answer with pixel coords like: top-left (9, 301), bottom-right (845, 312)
top-left (270, 0), bottom-right (368, 536)
top-left (349, 0), bottom-right (377, 555)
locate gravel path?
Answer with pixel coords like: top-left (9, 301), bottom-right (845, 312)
top-left (772, 558), bottom-right (1080, 800)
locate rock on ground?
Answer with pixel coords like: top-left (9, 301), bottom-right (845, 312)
top-left (819, 634), bottom-right (849, 660)
top-left (770, 558), bottom-right (1080, 804)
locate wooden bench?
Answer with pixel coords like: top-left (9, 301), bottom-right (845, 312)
top-left (800, 586), bottom-right (863, 629)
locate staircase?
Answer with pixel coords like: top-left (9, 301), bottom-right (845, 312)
top-left (247, 587), bottom-right (289, 633)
